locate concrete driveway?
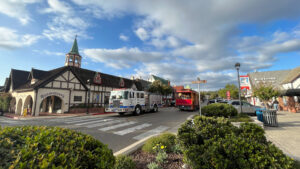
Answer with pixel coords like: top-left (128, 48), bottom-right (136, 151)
top-left (264, 111), bottom-right (300, 161)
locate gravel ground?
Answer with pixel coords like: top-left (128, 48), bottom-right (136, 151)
top-left (130, 149), bottom-right (185, 169)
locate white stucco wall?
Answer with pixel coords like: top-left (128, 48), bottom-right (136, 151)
top-left (11, 91), bottom-right (35, 115)
top-left (293, 77), bottom-right (300, 89)
top-left (35, 88), bottom-right (70, 116)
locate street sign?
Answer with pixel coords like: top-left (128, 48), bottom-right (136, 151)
top-left (192, 80), bottom-right (207, 84)
top-left (226, 91), bottom-right (230, 100)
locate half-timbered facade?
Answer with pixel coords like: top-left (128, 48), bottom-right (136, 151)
top-left (1, 38), bottom-right (150, 116)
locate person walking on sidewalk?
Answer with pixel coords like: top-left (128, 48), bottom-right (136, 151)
top-left (273, 99), bottom-right (279, 110)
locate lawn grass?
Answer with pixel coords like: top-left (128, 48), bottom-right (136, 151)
top-left (229, 114), bottom-right (253, 122)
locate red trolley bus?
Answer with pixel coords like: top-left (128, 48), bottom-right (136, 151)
top-left (175, 89), bottom-right (199, 111)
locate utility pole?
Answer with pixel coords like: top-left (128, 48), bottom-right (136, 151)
top-left (192, 78), bottom-right (207, 116)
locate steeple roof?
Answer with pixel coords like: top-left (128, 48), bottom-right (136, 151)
top-left (69, 36), bottom-right (79, 55)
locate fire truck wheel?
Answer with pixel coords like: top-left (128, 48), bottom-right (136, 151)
top-left (154, 105), bottom-right (158, 112)
top-left (135, 106), bottom-right (141, 115)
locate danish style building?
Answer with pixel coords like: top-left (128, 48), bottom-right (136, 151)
top-left (245, 67), bottom-right (300, 113)
top-left (0, 38), bottom-right (150, 116)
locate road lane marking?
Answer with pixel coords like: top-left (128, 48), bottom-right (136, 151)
top-left (86, 120), bottom-right (122, 128)
top-left (99, 121), bottom-right (137, 131)
top-left (133, 126), bottom-right (169, 140)
top-left (65, 117), bottom-right (104, 124)
top-left (75, 119), bottom-right (112, 126)
top-left (114, 123), bottom-right (152, 136)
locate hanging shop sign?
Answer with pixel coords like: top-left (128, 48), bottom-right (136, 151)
top-left (40, 92), bottom-right (65, 99)
top-left (240, 75), bottom-right (250, 90)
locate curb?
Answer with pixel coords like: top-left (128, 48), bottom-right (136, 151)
top-left (114, 134), bottom-right (160, 156)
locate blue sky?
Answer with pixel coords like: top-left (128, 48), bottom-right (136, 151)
top-left (1, 0), bottom-right (300, 90)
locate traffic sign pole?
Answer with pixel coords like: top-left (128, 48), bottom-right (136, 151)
top-left (192, 79), bottom-right (207, 116)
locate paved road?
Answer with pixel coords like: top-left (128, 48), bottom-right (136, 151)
top-left (0, 107), bottom-right (197, 152)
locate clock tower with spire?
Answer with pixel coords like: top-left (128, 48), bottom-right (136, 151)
top-left (65, 36), bottom-right (81, 68)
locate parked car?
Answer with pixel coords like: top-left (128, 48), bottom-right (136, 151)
top-left (227, 100), bottom-right (260, 116)
top-left (207, 99), bottom-right (217, 105)
top-left (217, 100), bottom-right (228, 104)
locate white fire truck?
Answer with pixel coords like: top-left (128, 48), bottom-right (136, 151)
top-left (105, 89), bottom-right (162, 115)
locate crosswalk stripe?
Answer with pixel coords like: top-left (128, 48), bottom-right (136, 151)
top-left (99, 121), bottom-right (137, 131)
top-left (113, 123), bottom-right (152, 136)
top-left (87, 120), bottom-right (123, 128)
top-left (133, 126), bottom-right (169, 140)
top-left (65, 117), bottom-right (104, 124)
top-left (75, 119), bottom-right (112, 126)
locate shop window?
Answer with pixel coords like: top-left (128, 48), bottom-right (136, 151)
top-left (74, 96), bottom-right (82, 102)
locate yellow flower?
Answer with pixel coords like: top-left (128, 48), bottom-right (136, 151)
top-left (160, 145), bottom-right (165, 149)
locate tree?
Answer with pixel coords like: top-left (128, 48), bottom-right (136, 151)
top-left (148, 80), bottom-right (173, 96)
top-left (218, 84), bottom-right (239, 99)
top-left (253, 83), bottom-right (279, 109)
top-left (0, 93), bottom-right (12, 112)
top-left (209, 91), bottom-right (219, 99)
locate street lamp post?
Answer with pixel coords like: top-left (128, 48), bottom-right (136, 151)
top-left (87, 79), bottom-right (91, 114)
top-left (197, 77), bottom-right (201, 116)
top-left (192, 78), bottom-right (207, 116)
top-left (235, 63), bottom-right (242, 114)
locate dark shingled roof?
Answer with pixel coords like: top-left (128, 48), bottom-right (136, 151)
top-left (11, 69), bottom-right (30, 90)
top-left (281, 66), bottom-right (300, 84)
top-left (248, 70), bottom-right (290, 89)
top-left (8, 66), bottom-right (148, 92)
top-left (70, 66), bottom-right (136, 89)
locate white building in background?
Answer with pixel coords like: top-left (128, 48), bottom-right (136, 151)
top-left (0, 38), bottom-right (150, 116)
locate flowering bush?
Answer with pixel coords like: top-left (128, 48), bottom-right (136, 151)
top-left (142, 133), bottom-right (176, 153)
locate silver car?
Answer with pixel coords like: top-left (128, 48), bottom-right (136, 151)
top-left (227, 100), bottom-right (260, 115)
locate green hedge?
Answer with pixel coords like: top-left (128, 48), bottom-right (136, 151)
top-left (177, 116), bottom-right (295, 169)
top-left (142, 132), bottom-right (176, 153)
top-left (115, 155), bottom-right (136, 169)
top-left (0, 94), bottom-right (11, 112)
top-left (201, 103), bottom-right (237, 117)
top-left (0, 126), bottom-right (115, 169)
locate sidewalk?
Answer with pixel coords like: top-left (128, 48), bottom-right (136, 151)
top-left (3, 112), bottom-right (115, 120)
top-left (264, 111), bottom-right (300, 161)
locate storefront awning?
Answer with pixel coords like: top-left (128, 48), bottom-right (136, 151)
top-left (280, 89), bottom-right (300, 96)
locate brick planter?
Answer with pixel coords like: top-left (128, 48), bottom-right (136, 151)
top-left (69, 107), bottom-right (105, 114)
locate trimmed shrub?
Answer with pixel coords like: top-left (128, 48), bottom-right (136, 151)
top-left (237, 122), bottom-right (267, 144)
top-left (142, 133), bottom-right (176, 153)
top-left (115, 155), bottom-right (136, 169)
top-left (201, 103), bottom-right (237, 117)
top-left (185, 134), bottom-right (295, 169)
top-left (177, 116), bottom-right (295, 169)
top-left (0, 126), bottom-right (115, 169)
top-left (178, 116), bottom-right (236, 149)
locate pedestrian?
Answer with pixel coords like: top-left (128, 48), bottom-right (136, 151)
top-left (273, 99), bottom-right (279, 110)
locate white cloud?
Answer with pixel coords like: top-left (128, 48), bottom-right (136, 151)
top-left (135, 28), bottom-right (149, 41)
top-left (83, 47), bottom-right (163, 69)
top-left (42, 0), bottom-right (71, 14)
top-left (0, 27), bottom-right (40, 49)
top-left (42, 0), bottom-right (90, 42)
top-left (119, 34), bottom-right (129, 41)
top-left (70, 0), bottom-right (300, 89)
top-left (0, 0), bottom-right (40, 25)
